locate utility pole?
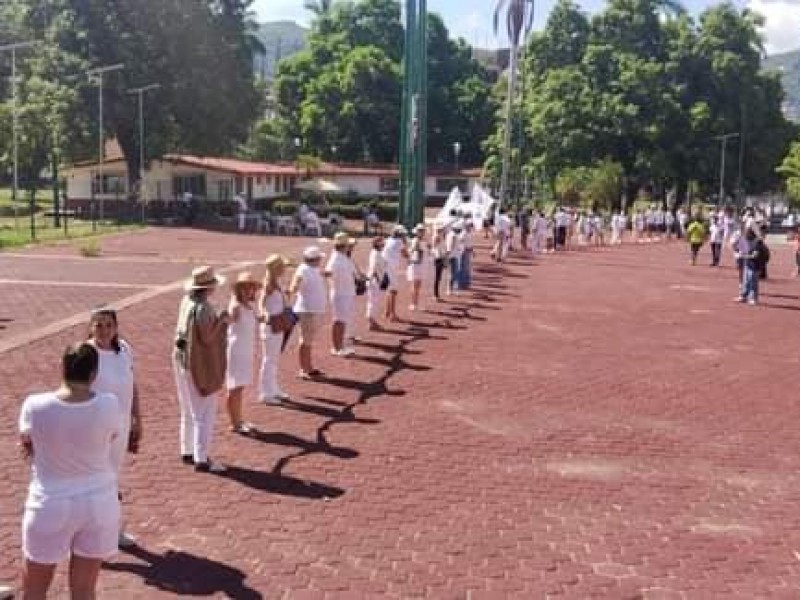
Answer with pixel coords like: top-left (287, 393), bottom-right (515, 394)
top-left (715, 132), bottom-right (739, 207)
top-left (86, 63), bottom-right (124, 230)
top-left (1, 41), bottom-right (36, 230)
top-left (398, 0), bottom-right (428, 229)
top-left (127, 83), bottom-right (160, 223)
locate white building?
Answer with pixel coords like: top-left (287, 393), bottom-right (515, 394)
top-left (64, 153), bottom-right (483, 205)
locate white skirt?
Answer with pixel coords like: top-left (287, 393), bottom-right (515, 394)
top-left (226, 340), bottom-right (254, 389)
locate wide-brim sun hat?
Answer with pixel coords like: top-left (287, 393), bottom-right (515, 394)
top-left (303, 246), bottom-right (325, 261)
top-left (265, 253), bottom-right (293, 271)
top-left (392, 224), bottom-right (408, 236)
top-left (333, 231), bottom-right (351, 247)
top-left (185, 265), bottom-right (225, 291)
top-left (233, 271), bottom-right (263, 289)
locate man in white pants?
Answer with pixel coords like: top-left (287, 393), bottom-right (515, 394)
top-left (325, 232), bottom-right (357, 356)
top-left (234, 192), bottom-right (248, 232)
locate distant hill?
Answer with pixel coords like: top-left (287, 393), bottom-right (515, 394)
top-left (762, 49), bottom-right (800, 122)
top-left (254, 21), bottom-right (308, 80)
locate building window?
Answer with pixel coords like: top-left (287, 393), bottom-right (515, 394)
top-left (172, 174), bottom-right (207, 197)
top-left (435, 178), bottom-right (468, 194)
top-left (235, 177), bottom-right (244, 194)
top-left (379, 177), bottom-right (400, 193)
top-left (92, 174), bottom-right (126, 195)
top-left (265, 176), bottom-right (272, 186)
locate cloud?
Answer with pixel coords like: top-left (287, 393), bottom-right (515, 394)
top-left (748, 0), bottom-right (800, 54)
top-left (252, 0), bottom-right (310, 27)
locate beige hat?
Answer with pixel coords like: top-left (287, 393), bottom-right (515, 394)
top-left (303, 246), bottom-right (325, 261)
top-left (413, 223), bottom-right (426, 234)
top-left (265, 253), bottom-right (293, 271)
top-left (233, 271), bottom-right (262, 289)
top-left (333, 231), bottom-right (351, 247)
top-left (185, 265), bottom-right (225, 291)
top-left (392, 224), bottom-right (408, 236)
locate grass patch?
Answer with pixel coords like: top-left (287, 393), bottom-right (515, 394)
top-left (0, 217), bottom-right (142, 250)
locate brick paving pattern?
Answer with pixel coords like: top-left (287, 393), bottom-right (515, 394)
top-left (1, 227), bottom-right (799, 598)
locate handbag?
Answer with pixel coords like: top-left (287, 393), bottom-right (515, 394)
top-left (355, 276), bottom-right (367, 296)
top-left (379, 272), bottom-right (390, 291)
top-left (269, 307), bottom-right (297, 333)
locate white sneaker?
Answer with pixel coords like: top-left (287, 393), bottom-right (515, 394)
top-left (274, 391), bottom-right (291, 402)
top-left (262, 395), bottom-right (283, 405)
top-left (409, 304), bottom-right (417, 312)
top-left (330, 348), bottom-right (342, 356)
top-left (118, 531), bottom-right (137, 548)
top-left (340, 347), bottom-right (355, 357)
top-left (748, 299), bottom-right (757, 306)
top-left (0, 585), bottom-right (15, 599)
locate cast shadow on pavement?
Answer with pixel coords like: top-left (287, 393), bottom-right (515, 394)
top-left (105, 545), bottom-right (263, 599)
top-left (221, 465), bottom-right (345, 500)
top-left (758, 302), bottom-right (800, 312)
top-left (246, 429), bottom-right (360, 460)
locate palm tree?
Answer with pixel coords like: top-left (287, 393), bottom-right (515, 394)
top-left (494, 0), bottom-right (535, 207)
top-left (304, 0), bottom-right (332, 16)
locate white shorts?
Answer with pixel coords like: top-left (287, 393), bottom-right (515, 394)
top-left (331, 294), bottom-right (355, 324)
top-left (23, 487), bottom-right (120, 564)
top-left (407, 263), bottom-right (423, 282)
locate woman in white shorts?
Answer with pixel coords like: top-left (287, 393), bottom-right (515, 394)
top-left (366, 237), bottom-right (387, 330)
top-left (406, 223), bottom-right (427, 311)
top-left (87, 308), bottom-right (141, 549)
top-left (290, 246), bottom-right (328, 379)
top-left (19, 343), bottom-right (122, 598)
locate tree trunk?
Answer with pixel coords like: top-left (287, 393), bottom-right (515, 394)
top-left (498, 42), bottom-right (518, 208)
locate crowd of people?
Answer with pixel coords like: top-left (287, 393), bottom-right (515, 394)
top-left (13, 200), bottom-right (779, 597)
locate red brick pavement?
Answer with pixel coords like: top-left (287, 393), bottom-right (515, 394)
top-left (2, 229), bottom-right (800, 598)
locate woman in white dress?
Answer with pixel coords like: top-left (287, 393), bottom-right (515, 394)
top-left (366, 237), bottom-right (387, 330)
top-left (19, 343), bottom-right (121, 598)
top-left (225, 272), bottom-right (262, 435)
top-left (87, 308), bottom-right (141, 549)
top-left (407, 224), bottom-right (427, 311)
top-left (259, 255), bottom-right (293, 405)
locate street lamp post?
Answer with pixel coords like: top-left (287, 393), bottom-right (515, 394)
top-left (453, 141), bottom-right (461, 174)
top-left (127, 83), bottom-right (160, 223)
top-left (715, 132), bottom-right (739, 207)
top-left (86, 63), bottom-right (124, 230)
top-left (1, 41), bottom-right (36, 230)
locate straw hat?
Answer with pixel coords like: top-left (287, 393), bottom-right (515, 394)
top-left (185, 266), bottom-right (225, 291)
top-left (232, 271), bottom-right (262, 289)
top-left (333, 231), bottom-right (352, 247)
top-left (303, 246), bottom-right (325, 261)
top-left (392, 224), bottom-right (408, 236)
top-left (265, 253), bottom-right (292, 272)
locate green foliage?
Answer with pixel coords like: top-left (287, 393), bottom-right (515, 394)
top-left (273, 0), bottom-right (495, 166)
top-left (778, 141), bottom-right (800, 205)
top-left (489, 0), bottom-right (796, 202)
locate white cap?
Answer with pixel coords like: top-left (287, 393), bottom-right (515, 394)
top-left (303, 246), bottom-right (325, 260)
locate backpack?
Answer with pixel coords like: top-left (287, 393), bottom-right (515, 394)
top-left (754, 240), bottom-right (770, 267)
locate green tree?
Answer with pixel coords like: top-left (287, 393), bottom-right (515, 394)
top-left (777, 141), bottom-right (800, 204)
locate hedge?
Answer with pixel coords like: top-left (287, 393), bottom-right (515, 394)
top-left (271, 200), bottom-right (398, 222)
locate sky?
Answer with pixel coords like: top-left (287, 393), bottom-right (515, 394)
top-left (253, 0), bottom-right (800, 56)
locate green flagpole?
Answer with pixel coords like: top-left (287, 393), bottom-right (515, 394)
top-left (399, 0), bottom-right (426, 230)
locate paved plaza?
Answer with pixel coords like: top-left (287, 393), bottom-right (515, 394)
top-left (1, 228), bottom-right (800, 598)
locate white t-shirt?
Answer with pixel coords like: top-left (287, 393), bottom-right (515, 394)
top-left (555, 211), bottom-right (570, 228)
top-left (367, 249), bottom-right (387, 279)
top-left (382, 237), bottom-right (405, 270)
top-left (495, 215), bottom-right (512, 236)
top-left (19, 391), bottom-right (121, 503)
top-left (446, 230), bottom-right (465, 259)
top-left (710, 223), bottom-right (725, 243)
top-left (293, 263), bottom-right (327, 314)
top-left (91, 341), bottom-right (135, 470)
top-left (234, 194), bottom-right (247, 214)
top-left (325, 251), bottom-right (357, 298)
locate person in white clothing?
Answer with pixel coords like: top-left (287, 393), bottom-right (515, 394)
top-left (446, 223), bottom-right (465, 294)
top-left (366, 237), bottom-right (388, 330)
top-left (225, 272), bottom-right (262, 434)
top-left (592, 213), bottom-right (604, 246)
top-left (173, 266), bottom-right (230, 474)
top-left (259, 254), bottom-right (294, 404)
top-left (19, 343), bottom-right (122, 599)
top-left (407, 224), bottom-right (427, 311)
top-left (665, 210), bottom-right (675, 240)
top-left (382, 225), bottom-right (408, 322)
top-left (87, 308), bottom-right (141, 550)
top-left (492, 209), bottom-right (512, 261)
top-left (234, 193), bottom-right (248, 232)
top-left (290, 246), bottom-right (328, 378)
top-left (325, 233), bottom-right (358, 357)
top-left (634, 210), bottom-right (645, 243)
top-left (709, 215), bottom-right (725, 266)
top-left (610, 212), bottom-right (622, 245)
